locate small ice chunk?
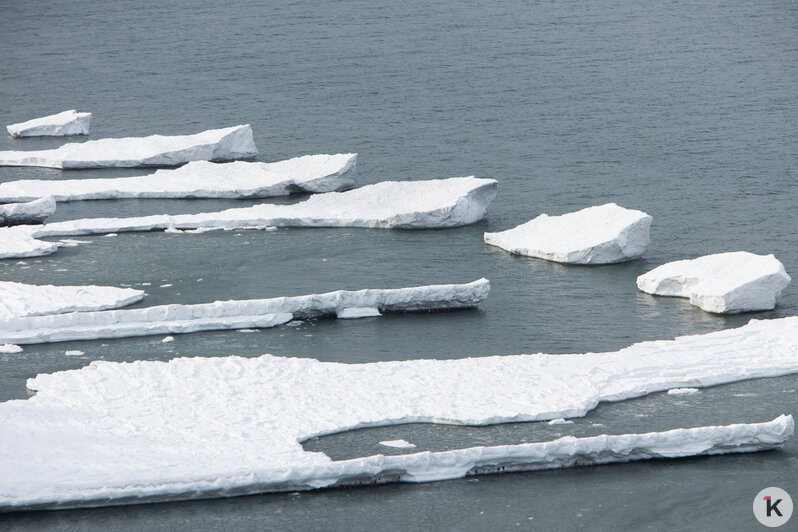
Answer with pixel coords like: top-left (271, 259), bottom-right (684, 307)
top-left (637, 252), bottom-right (791, 313)
top-left (161, 336), bottom-right (174, 343)
top-left (237, 329), bottom-right (258, 333)
top-left (102, 233), bottom-right (118, 238)
top-left (667, 388), bottom-right (699, 396)
top-left (0, 343), bottom-right (22, 353)
top-left (548, 418), bottom-right (574, 425)
top-left (337, 307), bottom-right (382, 319)
top-left (64, 350), bottom-right (84, 356)
top-left (159, 284), bottom-right (172, 288)
top-left (484, 203), bottom-right (652, 264)
top-left (379, 439), bottom-right (417, 449)
top-left (0, 197), bottom-right (56, 226)
top-left (7, 110), bottom-right (91, 138)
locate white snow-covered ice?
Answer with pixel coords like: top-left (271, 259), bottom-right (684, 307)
top-left (0, 317), bottom-right (796, 509)
top-left (0, 124), bottom-right (257, 168)
top-left (0, 153), bottom-right (357, 202)
top-left (6, 110), bottom-right (91, 138)
top-left (667, 388), bottom-right (699, 396)
top-left (0, 196), bottom-right (55, 226)
top-left (637, 252), bottom-right (791, 313)
top-left (379, 440), bottom-right (417, 449)
top-left (337, 307), bottom-right (382, 319)
top-left (0, 281), bottom-right (145, 319)
top-left (0, 177), bottom-right (497, 259)
top-left (484, 203), bottom-right (652, 264)
top-left (0, 344), bottom-right (22, 354)
top-left (0, 279), bottom-right (489, 344)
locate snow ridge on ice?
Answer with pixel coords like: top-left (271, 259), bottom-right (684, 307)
top-left (0, 177), bottom-right (497, 259)
top-left (0, 279), bottom-right (490, 344)
top-left (0, 153), bottom-right (357, 202)
top-left (484, 203), bottom-right (652, 264)
top-left (637, 251), bottom-right (791, 313)
top-left (0, 197), bottom-right (55, 226)
top-left (7, 110), bottom-right (91, 138)
top-left (0, 125), bottom-right (257, 169)
top-left (0, 281), bottom-right (145, 319)
top-left (0, 317), bottom-right (795, 509)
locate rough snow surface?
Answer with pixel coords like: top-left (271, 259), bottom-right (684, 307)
top-left (0, 281), bottom-right (145, 319)
top-left (637, 252), bottom-right (791, 313)
top-left (0, 318), bottom-right (796, 509)
top-left (0, 344), bottom-right (22, 354)
top-left (668, 388), bottom-right (699, 396)
top-left (0, 280), bottom-right (489, 344)
top-left (337, 307), bottom-right (382, 319)
top-left (0, 177), bottom-right (497, 259)
top-left (0, 197), bottom-right (55, 226)
top-left (484, 203), bottom-right (652, 264)
top-left (7, 110), bottom-right (91, 138)
top-left (0, 153), bottom-right (357, 202)
top-left (379, 440), bottom-right (417, 449)
top-left (0, 125), bottom-right (257, 168)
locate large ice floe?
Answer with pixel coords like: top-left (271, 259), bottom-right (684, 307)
top-left (0, 317), bottom-right (795, 509)
top-left (6, 110), bottom-right (91, 138)
top-left (0, 281), bottom-right (145, 319)
top-left (0, 153), bottom-right (357, 202)
top-left (484, 203), bottom-right (652, 264)
top-left (0, 125), bottom-right (257, 168)
top-left (0, 177), bottom-right (497, 259)
top-left (0, 279), bottom-right (489, 344)
top-left (637, 252), bottom-right (791, 314)
top-left (0, 196), bottom-right (55, 226)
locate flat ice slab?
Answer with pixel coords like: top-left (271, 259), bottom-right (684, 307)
top-left (0, 177), bottom-right (497, 259)
top-left (637, 251), bottom-right (791, 313)
top-left (0, 316), bottom-right (796, 509)
top-left (0, 281), bottom-right (145, 319)
top-left (484, 203), bottom-right (652, 264)
top-left (0, 124), bottom-right (257, 169)
top-left (7, 110), bottom-right (91, 138)
top-left (0, 279), bottom-right (489, 344)
top-left (0, 196), bottom-right (55, 226)
top-left (0, 153), bottom-right (357, 202)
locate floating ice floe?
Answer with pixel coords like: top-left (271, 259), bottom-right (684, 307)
top-left (0, 279), bottom-right (489, 344)
top-left (0, 317), bottom-right (796, 509)
top-left (484, 203), bottom-right (652, 264)
top-left (637, 252), bottom-right (791, 314)
top-left (667, 388), bottom-right (699, 396)
top-left (0, 153), bottom-right (357, 202)
top-left (0, 197), bottom-right (55, 226)
top-left (379, 440), bottom-right (417, 449)
top-left (0, 177), bottom-right (497, 259)
top-left (0, 344), bottom-right (22, 354)
top-left (6, 110), bottom-right (91, 138)
top-left (0, 281), bottom-right (145, 320)
top-left (64, 350), bottom-right (84, 357)
top-left (0, 124), bottom-right (257, 169)
top-left (337, 307), bottom-right (381, 319)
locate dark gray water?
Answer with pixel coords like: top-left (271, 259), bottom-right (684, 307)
top-left (1, 0), bottom-right (797, 529)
